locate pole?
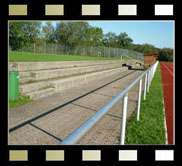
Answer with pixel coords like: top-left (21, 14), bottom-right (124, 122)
top-left (34, 43), bottom-right (35, 53)
top-left (55, 44), bottom-right (57, 54)
top-left (137, 79), bottom-right (142, 121)
top-left (120, 93), bottom-right (128, 145)
top-left (44, 43), bottom-right (46, 54)
top-left (144, 73), bottom-right (147, 100)
top-left (147, 70), bottom-right (150, 92)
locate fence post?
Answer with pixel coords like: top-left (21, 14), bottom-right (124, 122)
top-left (152, 67), bottom-right (154, 80)
top-left (149, 68), bottom-right (152, 85)
top-left (120, 49), bottom-right (122, 60)
top-left (120, 93), bottom-right (128, 145)
top-left (55, 44), bottom-right (57, 54)
top-left (153, 65), bottom-right (155, 78)
top-left (44, 43), bottom-right (46, 54)
top-left (34, 43), bottom-right (35, 53)
top-left (51, 44), bottom-right (53, 54)
top-left (84, 46), bottom-right (86, 56)
top-left (109, 47), bottom-right (111, 57)
top-left (147, 70), bottom-right (150, 92)
top-left (137, 79), bottom-right (142, 121)
top-left (144, 73), bottom-right (147, 100)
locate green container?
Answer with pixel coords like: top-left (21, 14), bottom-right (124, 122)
top-left (9, 71), bottom-right (19, 101)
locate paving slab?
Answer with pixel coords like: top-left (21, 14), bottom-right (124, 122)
top-left (9, 69), bottom-right (144, 145)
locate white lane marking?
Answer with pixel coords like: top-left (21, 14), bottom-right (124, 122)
top-left (162, 63), bottom-right (174, 77)
top-left (162, 99), bottom-right (168, 145)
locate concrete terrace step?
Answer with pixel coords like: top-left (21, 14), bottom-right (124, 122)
top-left (25, 87), bottom-right (55, 100)
top-left (19, 77), bottom-right (34, 84)
top-left (19, 72), bottom-right (31, 78)
top-left (9, 60), bottom-right (124, 72)
top-left (31, 63), bottom-right (123, 81)
top-left (19, 66), bottom-right (128, 99)
top-left (19, 81), bottom-right (50, 93)
top-left (50, 67), bottom-right (127, 92)
top-left (15, 60), bottom-right (144, 100)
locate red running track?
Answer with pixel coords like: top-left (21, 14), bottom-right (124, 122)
top-left (160, 62), bottom-right (174, 144)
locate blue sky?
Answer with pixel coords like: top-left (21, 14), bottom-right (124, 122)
top-left (46, 21), bottom-right (174, 49)
top-left (88, 21), bottom-right (174, 49)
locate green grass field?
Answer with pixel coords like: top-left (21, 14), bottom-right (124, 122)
top-left (125, 64), bottom-right (166, 144)
top-left (9, 94), bottom-right (33, 109)
top-left (9, 51), bottom-right (123, 62)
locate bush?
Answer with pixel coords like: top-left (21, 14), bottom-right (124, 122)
top-left (158, 48), bottom-right (173, 62)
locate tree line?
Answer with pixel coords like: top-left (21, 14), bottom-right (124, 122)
top-left (9, 21), bottom-right (173, 61)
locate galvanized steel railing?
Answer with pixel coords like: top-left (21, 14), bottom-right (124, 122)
top-left (60, 61), bottom-right (159, 145)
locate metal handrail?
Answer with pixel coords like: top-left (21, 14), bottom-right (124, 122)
top-left (60, 61), bottom-right (159, 145)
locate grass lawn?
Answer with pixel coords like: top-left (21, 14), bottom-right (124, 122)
top-left (9, 51), bottom-right (124, 62)
top-left (125, 63), bottom-right (166, 144)
top-left (9, 94), bottom-right (33, 109)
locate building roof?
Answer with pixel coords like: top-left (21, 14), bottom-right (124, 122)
top-left (143, 52), bottom-right (159, 57)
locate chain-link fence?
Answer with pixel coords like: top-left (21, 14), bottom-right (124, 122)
top-left (11, 43), bottom-right (144, 60)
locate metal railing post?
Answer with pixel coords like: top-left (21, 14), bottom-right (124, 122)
top-left (152, 66), bottom-right (154, 80)
top-left (147, 70), bottom-right (150, 92)
top-left (137, 79), bottom-right (142, 121)
top-left (120, 93), bottom-right (128, 145)
top-left (149, 69), bottom-right (151, 86)
top-left (151, 67), bottom-right (154, 81)
top-left (150, 68), bottom-right (152, 85)
top-left (144, 73), bottom-right (147, 100)
top-left (150, 69), bottom-right (152, 84)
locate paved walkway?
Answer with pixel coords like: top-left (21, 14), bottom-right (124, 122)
top-left (9, 69), bottom-right (144, 145)
top-left (160, 63), bottom-right (174, 144)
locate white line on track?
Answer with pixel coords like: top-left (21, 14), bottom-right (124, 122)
top-left (162, 63), bottom-right (174, 77)
top-left (162, 99), bottom-right (168, 145)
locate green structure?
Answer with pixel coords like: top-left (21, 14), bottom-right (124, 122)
top-left (9, 71), bottom-right (19, 101)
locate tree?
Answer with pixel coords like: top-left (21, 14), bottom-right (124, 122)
top-left (55, 22), bottom-right (90, 47)
top-left (132, 43), bottom-right (158, 54)
top-left (85, 27), bottom-right (103, 46)
top-left (103, 32), bottom-right (118, 47)
top-left (42, 22), bottom-right (55, 43)
top-left (117, 32), bottom-right (133, 48)
top-left (158, 48), bottom-right (173, 62)
top-left (9, 22), bottom-right (41, 50)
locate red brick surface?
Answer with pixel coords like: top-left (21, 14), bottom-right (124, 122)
top-left (160, 62), bottom-right (174, 144)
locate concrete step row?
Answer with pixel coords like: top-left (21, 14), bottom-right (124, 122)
top-left (19, 72), bottom-right (31, 78)
top-left (50, 67), bottom-right (127, 92)
top-left (18, 63), bottom-right (124, 84)
top-left (19, 81), bottom-right (50, 93)
top-left (20, 66), bottom-right (128, 100)
top-left (9, 60), bottom-right (124, 72)
top-left (25, 87), bottom-right (55, 100)
top-left (20, 77), bottom-right (35, 84)
top-left (30, 63), bottom-right (123, 81)
top-left (16, 60), bottom-right (143, 100)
